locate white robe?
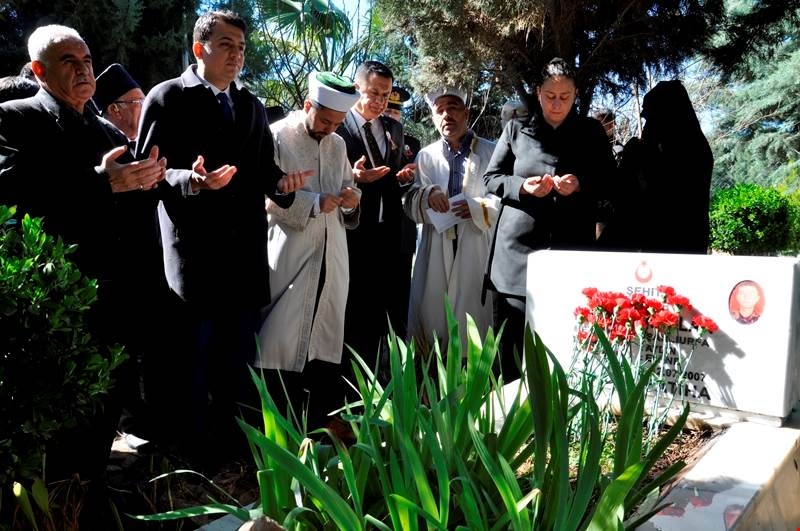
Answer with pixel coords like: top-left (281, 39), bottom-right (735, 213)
top-left (257, 111), bottom-right (359, 371)
top-left (404, 134), bottom-right (499, 354)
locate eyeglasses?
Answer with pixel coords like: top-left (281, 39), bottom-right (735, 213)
top-left (113, 98), bottom-right (144, 106)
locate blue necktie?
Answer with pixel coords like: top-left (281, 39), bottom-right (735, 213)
top-left (217, 92), bottom-right (233, 123)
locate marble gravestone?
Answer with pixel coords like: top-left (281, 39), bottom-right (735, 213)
top-left (526, 250), bottom-right (800, 424)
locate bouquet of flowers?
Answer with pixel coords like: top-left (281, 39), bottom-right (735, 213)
top-left (571, 285), bottom-right (719, 448)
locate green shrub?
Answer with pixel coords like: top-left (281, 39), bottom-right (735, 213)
top-left (0, 205), bottom-right (125, 488)
top-left (709, 182), bottom-right (798, 254)
top-left (782, 185), bottom-right (800, 255)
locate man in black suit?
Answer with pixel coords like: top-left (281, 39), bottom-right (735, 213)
top-left (0, 23), bottom-right (167, 521)
top-left (136, 9), bottom-right (310, 463)
top-left (383, 85), bottom-right (421, 345)
top-left (335, 61), bottom-right (415, 392)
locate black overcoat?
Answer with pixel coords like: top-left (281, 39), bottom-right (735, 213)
top-left (483, 111), bottom-right (616, 298)
top-left (136, 66), bottom-right (294, 310)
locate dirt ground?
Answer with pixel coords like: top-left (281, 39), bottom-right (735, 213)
top-left (648, 425), bottom-right (724, 480)
top-left (105, 438), bottom-right (260, 530)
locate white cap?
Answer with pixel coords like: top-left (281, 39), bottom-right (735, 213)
top-left (424, 86), bottom-right (468, 108)
top-left (308, 71), bottom-right (360, 112)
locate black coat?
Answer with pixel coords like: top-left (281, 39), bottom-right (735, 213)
top-left (484, 111), bottom-right (616, 298)
top-left (0, 89), bottom-right (163, 292)
top-left (0, 88), bottom-right (170, 482)
top-left (136, 66), bottom-right (294, 310)
top-left (602, 80), bottom-right (713, 253)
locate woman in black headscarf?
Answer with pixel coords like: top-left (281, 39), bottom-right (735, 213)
top-left (601, 80), bottom-right (714, 253)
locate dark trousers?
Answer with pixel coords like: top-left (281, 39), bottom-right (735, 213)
top-left (94, 273), bottom-right (173, 442)
top-left (193, 311), bottom-right (261, 442)
top-left (492, 293), bottom-right (526, 383)
top-left (156, 293), bottom-right (262, 464)
top-left (45, 284), bottom-right (136, 482)
top-left (342, 221), bottom-right (408, 394)
top-left (261, 359), bottom-right (344, 434)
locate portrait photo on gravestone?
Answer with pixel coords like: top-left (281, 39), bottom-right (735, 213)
top-left (728, 280), bottom-right (765, 325)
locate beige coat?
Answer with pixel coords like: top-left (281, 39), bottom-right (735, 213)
top-left (404, 134), bottom-right (499, 354)
top-left (257, 111), bottom-right (359, 371)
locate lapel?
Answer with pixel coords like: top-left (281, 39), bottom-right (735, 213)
top-left (36, 90), bottom-right (124, 152)
top-left (342, 110), bottom-right (368, 163)
top-left (379, 116), bottom-right (397, 158)
top-left (37, 90), bottom-right (74, 133)
top-left (344, 109), bottom-right (361, 139)
top-left (180, 66), bottom-right (249, 134)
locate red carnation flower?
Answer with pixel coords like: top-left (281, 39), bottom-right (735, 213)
top-left (649, 310), bottom-right (679, 330)
top-left (666, 294), bottom-right (692, 310)
top-left (692, 314), bottom-right (719, 333)
top-left (658, 285), bottom-right (676, 297)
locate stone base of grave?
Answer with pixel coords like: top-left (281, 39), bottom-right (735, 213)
top-left (639, 400), bottom-right (800, 530)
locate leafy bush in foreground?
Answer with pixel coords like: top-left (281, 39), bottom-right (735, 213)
top-left (0, 205), bottom-right (125, 526)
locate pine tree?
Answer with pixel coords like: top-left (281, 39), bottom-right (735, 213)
top-left (707, 0), bottom-right (800, 80)
top-left (706, 3), bottom-right (800, 190)
top-left (708, 47), bottom-right (800, 190)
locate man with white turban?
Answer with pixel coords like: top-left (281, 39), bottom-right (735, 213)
top-left (258, 71), bottom-right (361, 432)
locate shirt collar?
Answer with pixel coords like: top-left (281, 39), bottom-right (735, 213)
top-left (190, 65), bottom-right (232, 98)
top-left (442, 130), bottom-right (474, 156)
top-left (352, 110), bottom-right (374, 129)
top-left (353, 111), bottom-right (386, 139)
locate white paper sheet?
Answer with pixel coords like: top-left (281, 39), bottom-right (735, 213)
top-left (426, 192), bottom-right (467, 233)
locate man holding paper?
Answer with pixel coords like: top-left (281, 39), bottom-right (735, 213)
top-left (403, 87), bottom-right (498, 354)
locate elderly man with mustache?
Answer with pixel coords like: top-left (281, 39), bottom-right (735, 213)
top-left (0, 23), bottom-right (168, 527)
top-left (403, 87), bottom-right (499, 357)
